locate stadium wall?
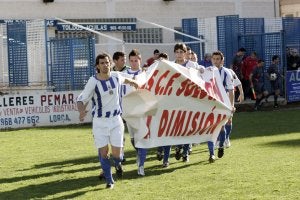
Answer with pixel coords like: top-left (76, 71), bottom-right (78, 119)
top-left (0, 0), bottom-right (279, 60)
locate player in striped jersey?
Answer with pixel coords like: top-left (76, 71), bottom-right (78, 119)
top-left (207, 51), bottom-right (235, 163)
top-left (77, 53), bottom-right (138, 189)
top-left (124, 49), bottom-right (148, 176)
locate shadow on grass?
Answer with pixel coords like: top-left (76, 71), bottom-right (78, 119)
top-left (261, 138), bottom-right (300, 147)
top-left (0, 165), bottom-right (99, 184)
top-left (50, 188), bottom-right (101, 200)
top-left (31, 156), bottom-right (99, 169)
top-left (0, 176), bottom-right (103, 200)
top-left (231, 110), bottom-right (300, 139)
top-left (0, 155), bottom-right (210, 200)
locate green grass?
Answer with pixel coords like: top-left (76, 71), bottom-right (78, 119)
top-left (0, 109), bottom-right (299, 200)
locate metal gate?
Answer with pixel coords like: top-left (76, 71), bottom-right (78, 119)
top-left (47, 37), bottom-right (95, 91)
top-left (7, 21), bottom-right (28, 86)
top-left (238, 32), bottom-right (285, 95)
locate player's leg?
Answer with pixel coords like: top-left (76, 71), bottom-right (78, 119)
top-left (97, 149), bottom-right (105, 180)
top-left (121, 134), bottom-right (126, 163)
top-left (93, 119), bottom-right (114, 188)
top-left (137, 148), bottom-right (147, 176)
top-left (175, 144), bottom-right (183, 160)
top-left (207, 141), bottom-right (215, 163)
top-left (99, 145), bottom-right (114, 188)
top-left (111, 146), bottom-right (123, 179)
top-left (110, 116), bottom-right (125, 179)
top-left (182, 144), bottom-right (190, 162)
top-left (162, 146), bottom-right (171, 167)
top-left (225, 120), bottom-right (232, 148)
top-left (218, 126), bottom-right (226, 158)
top-left (254, 83), bottom-right (264, 110)
top-left (274, 82), bottom-right (280, 108)
top-left (156, 146), bottom-right (163, 161)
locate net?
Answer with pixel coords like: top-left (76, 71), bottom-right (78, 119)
top-left (0, 19), bottom-right (47, 88)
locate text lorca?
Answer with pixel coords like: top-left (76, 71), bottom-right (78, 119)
top-left (49, 114), bottom-right (71, 123)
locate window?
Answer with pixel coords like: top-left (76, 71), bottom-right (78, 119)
top-left (123, 28), bottom-right (162, 43)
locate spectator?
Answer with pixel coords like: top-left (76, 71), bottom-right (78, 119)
top-left (143, 49), bottom-right (160, 68)
top-left (230, 47), bottom-right (246, 80)
top-left (230, 48), bottom-right (246, 101)
top-left (242, 51), bottom-right (258, 100)
top-left (287, 48), bottom-right (300, 71)
top-left (199, 53), bottom-right (212, 68)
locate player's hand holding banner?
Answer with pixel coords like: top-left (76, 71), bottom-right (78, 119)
top-left (122, 60), bottom-right (232, 148)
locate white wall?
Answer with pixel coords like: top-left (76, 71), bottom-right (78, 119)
top-left (0, 0), bottom-right (280, 82)
top-left (281, 4), bottom-right (300, 17)
top-left (0, 0), bottom-right (279, 20)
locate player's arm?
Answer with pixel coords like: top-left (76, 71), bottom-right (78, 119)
top-left (227, 88), bottom-right (235, 113)
top-left (237, 84), bottom-right (244, 102)
top-left (76, 77), bottom-right (96, 121)
top-left (228, 89), bottom-right (234, 107)
top-left (77, 101), bottom-right (88, 122)
top-left (225, 70), bottom-right (235, 112)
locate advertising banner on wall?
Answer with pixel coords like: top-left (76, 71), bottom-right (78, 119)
top-left (0, 91), bottom-right (92, 130)
top-left (286, 70), bottom-right (300, 102)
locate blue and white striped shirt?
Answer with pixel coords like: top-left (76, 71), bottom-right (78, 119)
top-left (77, 73), bottom-right (125, 118)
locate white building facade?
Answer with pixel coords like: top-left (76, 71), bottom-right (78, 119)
top-left (0, 0), bottom-right (280, 60)
top-left (280, 0), bottom-right (300, 17)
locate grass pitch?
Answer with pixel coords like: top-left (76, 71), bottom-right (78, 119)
top-left (0, 109), bottom-right (299, 200)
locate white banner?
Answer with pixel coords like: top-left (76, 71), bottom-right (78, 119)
top-left (122, 60), bottom-right (232, 148)
top-left (0, 91), bottom-right (92, 129)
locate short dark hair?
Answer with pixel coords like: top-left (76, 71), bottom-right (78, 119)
top-left (129, 49), bottom-right (141, 59)
top-left (153, 49), bottom-right (160, 54)
top-left (95, 53), bottom-right (111, 66)
top-left (212, 50), bottom-right (224, 60)
top-left (113, 51), bottom-right (125, 61)
top-left (95, 53), bottom-right (111, 73)
top-left (158, 52), bottom-right (169, 60)
top-left (174, 43), bottom-right (187, 53)
top-left (272, 55), bottom-right (279, 61)
top-left (238, 47), bottom-right (246, 52)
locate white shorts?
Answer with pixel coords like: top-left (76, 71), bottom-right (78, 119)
top-left (92, 115), bottom-right (124, 149)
